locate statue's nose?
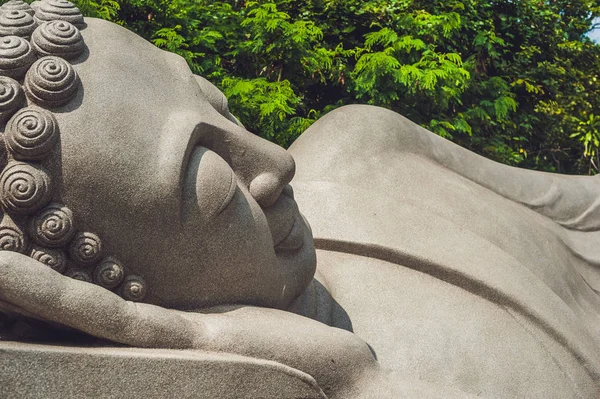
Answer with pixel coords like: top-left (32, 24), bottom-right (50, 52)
top-left (239, 128), bottom-right (296, 208)
top-left (201, 111), bottom-right (295, 208)
top-left (249, 157), bottom-right (296, 207)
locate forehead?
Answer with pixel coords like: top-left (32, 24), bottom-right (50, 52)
top-left (76, 18), bottom-right (203, 132)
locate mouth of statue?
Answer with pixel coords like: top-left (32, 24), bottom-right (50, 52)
top-left (274, 214), bottom-right (304, 252)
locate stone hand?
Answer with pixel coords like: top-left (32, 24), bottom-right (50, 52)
top-left (0, 251), bottom-right (201, 348)
top-left (0, 251), bottom-right (378, 394)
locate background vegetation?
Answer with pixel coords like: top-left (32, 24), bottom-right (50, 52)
top-left (50, 1), bottom-right (600, 173)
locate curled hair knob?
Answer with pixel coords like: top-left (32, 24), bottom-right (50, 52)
top-left (120, 275), bottom-right (147, 302)
top-left (0, 161), bottom-right (52, 215)
top-left (33, 0), bottom-right (84, 28)
top-left (0, 36), bottom-right (36, 80)
top-left (0, 1), bottom-right (35, 16)
top-left (30, 245), bottom-right (67, 273)
top-left (65, 267), bottom-right (92, 282)
top-left (94, 257), bottom-right (125, 289)
top-left (24, 56), bottom-right (79, 107)
top-left (68, 231), bottom-right (103, 266)
top-left (0, 76), bottom-right (25, 124)
top-left (29, 203), bottom-right (76, 247)
top-left (5, 107), bottom-right (59, 161)
top-left (0, 10), bottom-right (36, 38)
top-left (31, 21), bottom-right (84, 60)
top-left (0, 212), bottom-right (26, 253)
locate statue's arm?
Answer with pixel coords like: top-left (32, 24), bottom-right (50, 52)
top-left (0, 251), bottom-right (201, 348)
top-left (0, 251), bottom-right (381, 396)
top-left (292, 104), bottom-right (600, 231)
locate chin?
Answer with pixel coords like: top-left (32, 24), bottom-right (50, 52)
top-left (275, 214), bottom-right (317, 309)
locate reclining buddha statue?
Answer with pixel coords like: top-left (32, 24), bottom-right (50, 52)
top-left (0, 1), bottom-right (599, 397)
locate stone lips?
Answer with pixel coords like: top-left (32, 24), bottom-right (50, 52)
top-left (33, 0), bottom-right (84, 28)
top-left (28, 203), bottom-right (76, 247)
top-left (0, 1), bottom-right (35, 16)
top-left (0, 10), bottom-right (36, 38)
top-left (24, 55), bottom-right (79, 107)
top-left (31, 21), bottom-right (84, 60)
top-left (30, 244), bottom-right (67, 273)
top-left (0, 161), bottom-right (52, 215)
top-left (0, 36), bottom-right (36, 80)
top-left (5, 107), bottom-right (59, 161)
top-left (0, 76), bottom-right (25, 123)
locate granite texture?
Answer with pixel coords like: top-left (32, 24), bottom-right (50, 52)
top-left (0, 2), bottom-right (598, 398)
top-left (289, 105), bottom-right (600, 397)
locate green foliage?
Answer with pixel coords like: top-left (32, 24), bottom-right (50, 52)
top-left (571, 113), bottom-right (600, 173)
top-left (69, 0), bottom-right (119, 20)
top-left (221, 77), bottom-right (318, 147)
top-left (41, 0), bottom-right (600, 173)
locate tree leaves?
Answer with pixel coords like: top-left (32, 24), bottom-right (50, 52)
top-left (61, 0), bottom-right (600, 174)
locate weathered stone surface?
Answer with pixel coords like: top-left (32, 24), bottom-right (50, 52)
top-left (0, 10), bottom-right (35, 38)
top-left (0, 1), bottom-right (35, 16)
top-left (33, 0), bottom-right (84, 27)
top-left (0, 36), bottom-right (36, 79)
top-left (0, 342), bottom-right (327, 399)
top-left (0, 7), bottom-right (596, 399)
top-left (31, 21), bottom-right (85, 60)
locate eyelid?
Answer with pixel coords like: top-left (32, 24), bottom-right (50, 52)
top-left (182, 146), bottom-right (237, 222)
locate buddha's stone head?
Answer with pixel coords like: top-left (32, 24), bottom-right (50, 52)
top-left (0, 1), bottom-right (316, 310)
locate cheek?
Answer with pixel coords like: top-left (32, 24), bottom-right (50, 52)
top-left (176, 185), bottom-right (285, 308)
top-left (207, 182), bottom-right (276, 259)
top-left (183, 146), bottom-right (236, 223)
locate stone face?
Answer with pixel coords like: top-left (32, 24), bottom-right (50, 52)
top-left (0, 6), bottom-right (597, 399)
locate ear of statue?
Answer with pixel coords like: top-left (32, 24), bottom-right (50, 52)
top-left (0, 251), bottom-right (203, 349)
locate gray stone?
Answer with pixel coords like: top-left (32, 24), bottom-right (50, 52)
top-left (0, 5), bottom-right (596, 398)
